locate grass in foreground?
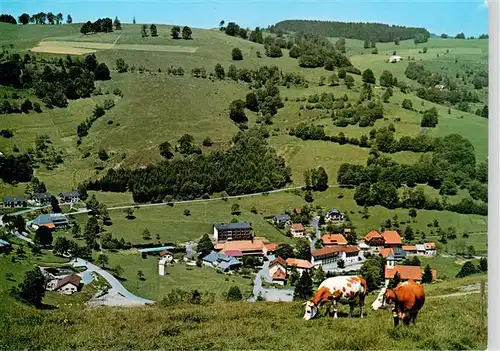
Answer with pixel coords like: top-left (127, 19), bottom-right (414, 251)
top-left (0, 291), bottom-right (487, 350)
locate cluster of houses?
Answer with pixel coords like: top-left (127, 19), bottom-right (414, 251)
top-left (265, 227), bottom-right (438, 286)
top-left (2, 191), bottom-right (82, 208)
top-left (272, 207), bottom-right (345, 239)
top-left (202, 222), bottom-right (278, 272)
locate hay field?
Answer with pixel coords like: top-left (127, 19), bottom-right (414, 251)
top-left (30, 40), bottom-right (198, 55)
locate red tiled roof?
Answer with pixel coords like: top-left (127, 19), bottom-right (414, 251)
top-left (222, 250), bottom-right (243, 257)
top-left (272, 267), bottom-right (287, 280)
top-left (381, 231), bottom-right (402, 245)
top-left (402, 245), bottom-right (417, 252)
top-left (321, 234), bottom-right (348, 246)
top-left (54, 274), bottom-right (81, 291)
top-left (264, 243), bottom-right (278, 252)
top-left (214, 240), bottom-right (266, 252)
top-left (424, 242), bottom-right (436, 250)
top-left (385, 265), bottom-right (437, 281)
top-left (41, 223), bottom-right (56, 229)
top-left (379, 248), bottom-right (394, 259)
top-left (285, 258), bottom-right (313, 269)
top-left (364, 230), bottom-right (382, 242)
top-left (159, 250), bottom-right (173, 257)
top-left (291, 223), bottom-right (305, 231)
top-left (270, 256), bottom-right (287, 268)
top-left (312, 245), bottom-right (360, 257)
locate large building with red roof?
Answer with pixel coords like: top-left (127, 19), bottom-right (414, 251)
top-left (311, 246), bottom-right (360, 267)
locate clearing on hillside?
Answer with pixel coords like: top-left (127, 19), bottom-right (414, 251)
top-left (30, 45), bottom-right (96, 55)
top-left (31, 39), bottom-right (199, 55)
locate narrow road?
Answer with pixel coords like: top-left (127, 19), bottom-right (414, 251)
top-left (12, 230), bottom-right (34, 244)
top-left (72, 258), bottom-right (154, 305)
top-left (429, 290), bottom-right (482, 299)
top-left (309, 216), bottom-right (321, 251)
top-left (5, 184), bottom-right (345, 218)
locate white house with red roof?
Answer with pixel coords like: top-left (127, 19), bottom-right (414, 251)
top-left (290, 223), bottom-right (306, 238)
top-left (53, 274), bottom-right (81, 295)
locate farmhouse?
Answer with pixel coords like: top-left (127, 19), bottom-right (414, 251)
top-left (32, 192), bottom-right (53, 206)
top-left (32, 214), bottom-right (70, 230)
top-left (424, 242), bottom-right (437, 256)
top-left (202, 251), bottom-right (242, 272)
top-left (271, 267), bottom-right (287, 285)
top-left (325, 208), bottom-right (344, 222)
top-left (381, 231), bottom-right (403, 248)
top-left (290, 223), bottom-right (306, 238)
top-left (263, 243), bottom-right (278, 255)
top-left (321, 233), bottom-right (348, 247)
top-left (53, 274), bottom-right (81, 295)
top-left (213, 222), bottom-right (252, 242)
top-left (269, 257), bottom-right (287, 278)
top-left (403, 245), bottom-right (418, 255)
top-left (364, 230), bottom-right (385, 247)
top-left (214, 239), bottom-right (274, 257)
top-left (311, 246), bottom-right (360, 267)
top-left (384, 264), bottom-right (437, 286)
top-left (59, 191), bottom-right (81, 203)
top-left (272, 214), bottom-right (291, 227)
top-left (285, 258), bottom-right (313, 276)
top-left (2, 196), bottom-right (26, 208)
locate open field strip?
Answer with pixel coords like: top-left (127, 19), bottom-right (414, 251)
top-left (31, 40), bottom-right (199, 54)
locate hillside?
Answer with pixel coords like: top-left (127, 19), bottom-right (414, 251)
top-left (0, 278), bottom-right (488, 350)
top-left (1, 20), bottom-right (489, 246)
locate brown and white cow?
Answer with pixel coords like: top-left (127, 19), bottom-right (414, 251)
top-left (371, 280), bottom-right (425, 327)
top-left (303, 275), bottom-right (367, 320)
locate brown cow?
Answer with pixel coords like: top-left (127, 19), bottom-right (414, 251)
top-left (371, 280), bottom-right (425, 327)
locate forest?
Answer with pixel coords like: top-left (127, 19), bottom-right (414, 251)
top-left (273, 20), bottom-right (430, 43)
top-left (86, 128), bottom-right (292, 202)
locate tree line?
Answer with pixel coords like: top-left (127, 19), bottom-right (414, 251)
top-left (290, 123), bottom-right (438, 153)
top-left (80, 18), bottom-right (114, 34)
top-left (336, 134), bottom-right (487, 214)
top-left (273, 20), bottom-right (430, 43)
top-left (0, 53), bottom-right (110, 108)
top-left (86, 127), bottom-right (292, 203)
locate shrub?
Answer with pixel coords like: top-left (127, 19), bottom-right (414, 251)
top-left (231, 48), bottom-right (243, 61)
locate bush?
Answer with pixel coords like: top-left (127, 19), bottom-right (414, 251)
top-left (226, 286), bottom-right (243, 301)
top-left (402, 99), bottom-right (413, 110)
top-left (231, 48), bottom-right (243, 61)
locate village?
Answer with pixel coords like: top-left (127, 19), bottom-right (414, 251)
top-left (1, 192), bottom-right (439, 303)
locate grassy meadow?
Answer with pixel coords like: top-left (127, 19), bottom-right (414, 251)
top-left (0, 281), bottom-right (487, 350)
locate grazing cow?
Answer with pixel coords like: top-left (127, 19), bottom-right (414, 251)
top-left (303, 275), bottom-right (367, 320)
top-left (371, 280), bottom-right (425, 327)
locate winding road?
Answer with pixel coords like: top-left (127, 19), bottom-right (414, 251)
top-left (71, 258), bottom-right (154, 305)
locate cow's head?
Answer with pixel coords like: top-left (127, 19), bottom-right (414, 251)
top-left (371, 288), bottom-right (395, 310)
top-left (303, 301), bottom-right (318, 320)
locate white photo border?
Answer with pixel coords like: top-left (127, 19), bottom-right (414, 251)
top-left (488, 0), bottom-right (499, 349)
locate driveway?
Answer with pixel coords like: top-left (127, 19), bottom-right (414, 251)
top-left (72, 258), bottom-right (154, 305)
